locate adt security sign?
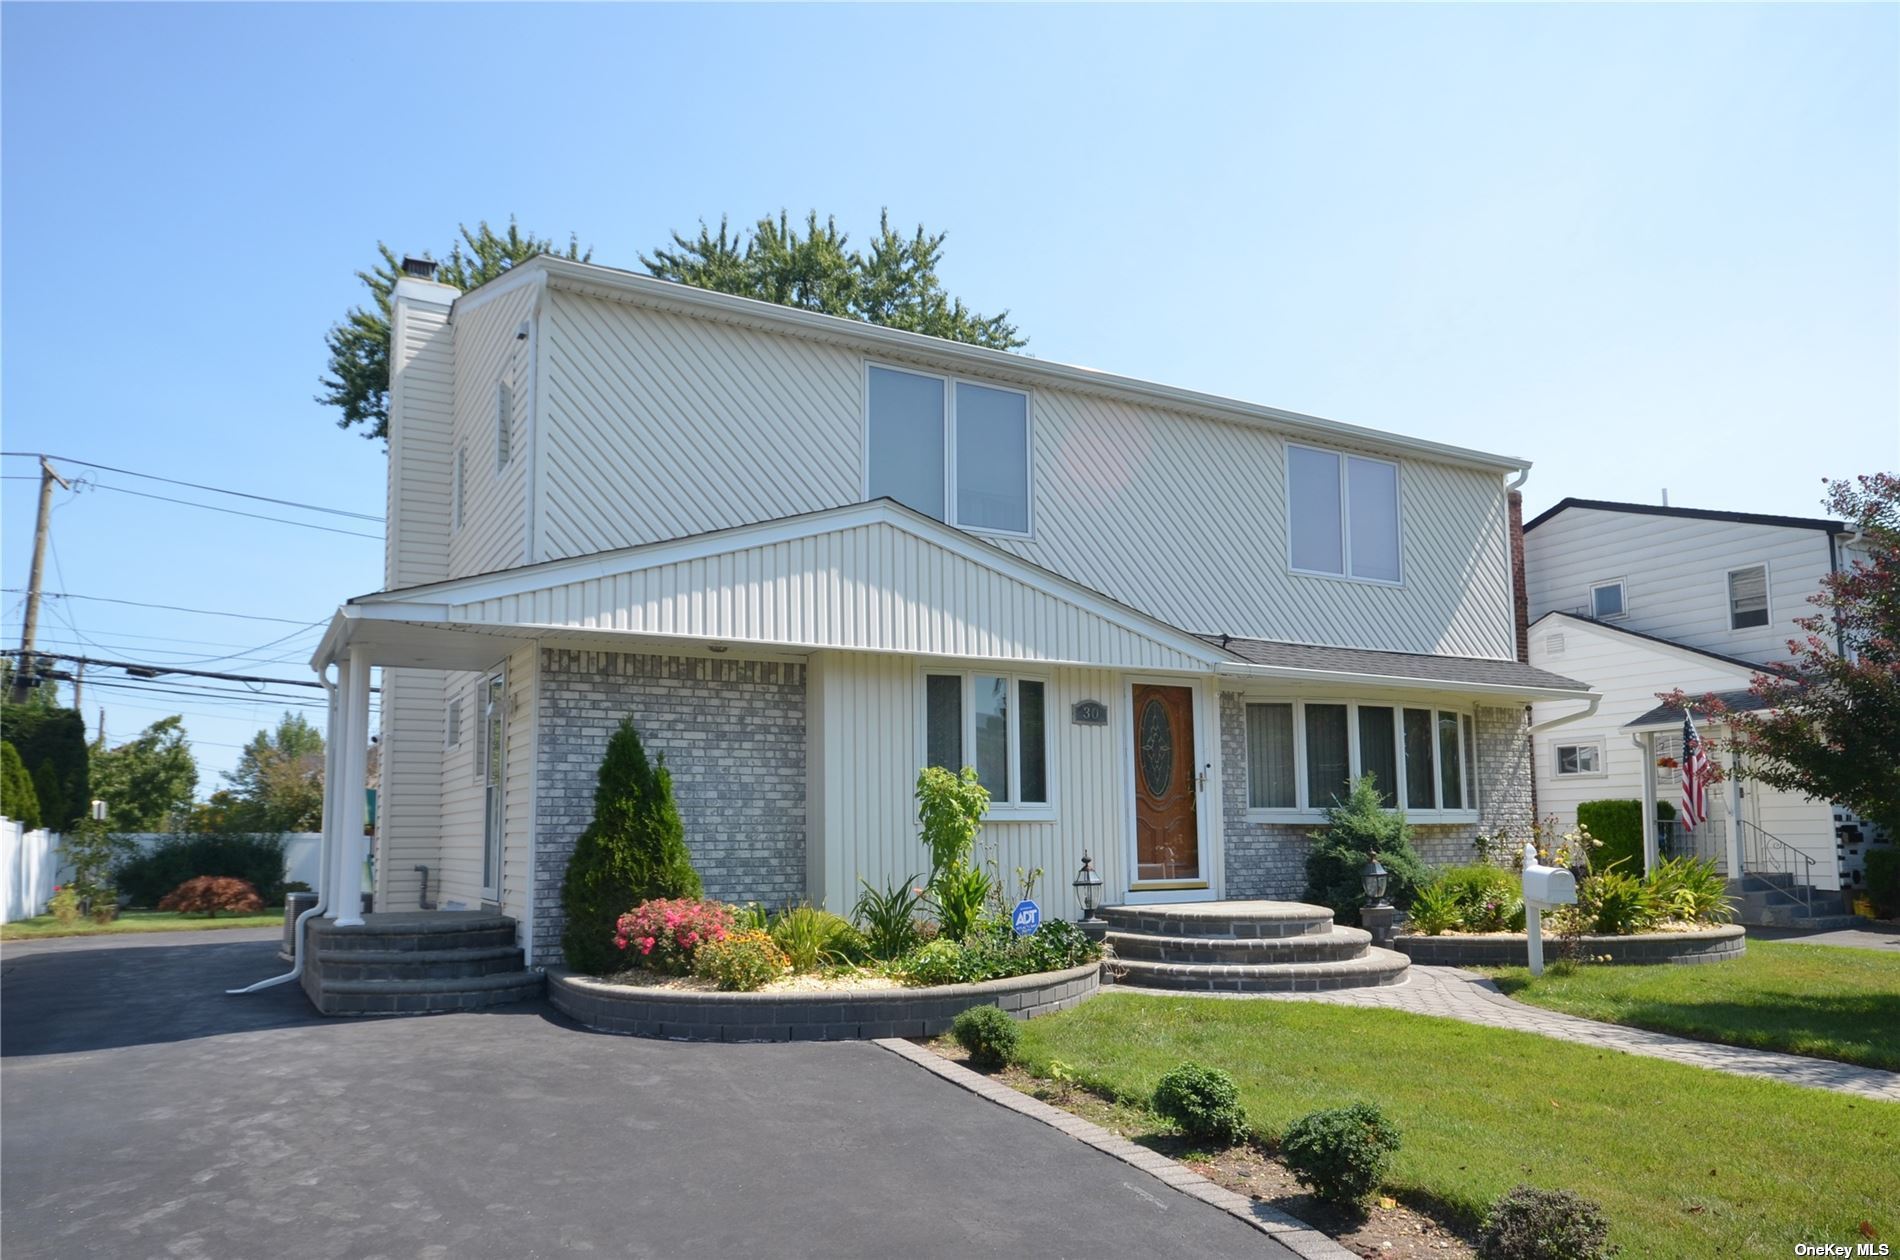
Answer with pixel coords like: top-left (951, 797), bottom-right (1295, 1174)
top-left (1012, 899), bottom-right (1042, 936)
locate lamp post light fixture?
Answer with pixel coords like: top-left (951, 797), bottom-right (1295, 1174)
top-left (1359, 854), bottom-right (1397, 948)
top-left (1072, 850), bottom-right (1104, 923)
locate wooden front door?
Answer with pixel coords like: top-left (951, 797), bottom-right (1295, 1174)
top-left (1133, 684), bottom-right (1200, 884)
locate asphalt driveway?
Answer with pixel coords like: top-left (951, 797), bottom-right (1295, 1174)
top-left (2, 931), bottom-right (1287, 1259)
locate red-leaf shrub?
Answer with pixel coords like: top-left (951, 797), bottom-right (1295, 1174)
top-left (613, 898), bottom-right (734, 973)
top-left (157, 876), bottom-right (266, 916)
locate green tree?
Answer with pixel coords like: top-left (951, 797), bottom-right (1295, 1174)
top-left (223, 711), bottom-right (325, 831)
top-left (320, 219), bottom-right (592, 440)
top-left (2, 740), bottom-right (42, 829)
top-left (642, 210), bottom-right (1024, 350)
top-left (1666, 473), bottom-right (1900, 835)
top-left (1303, 776), bottom-right (1429, 914)
top-left (560, 719), bottom-right (701, 974)
top-left (1, 701), bottom-right (88, 831)
top-left (90, 716), bottom-right (198, 832)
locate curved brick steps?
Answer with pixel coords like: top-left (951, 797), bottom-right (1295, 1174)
top-left (1104, 901), bottom-right (1408, 994)
top-left (301, 911), bottom-right (543, 1015)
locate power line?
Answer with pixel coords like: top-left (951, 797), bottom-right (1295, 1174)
top-left (81, 483), bottom-right (383, 540)
top-left (1, 451), bottom-right (383, 521)
top-left (11, 650), bottom-right (360, 690)
top-left (0, 589), bottom-right (327, 625)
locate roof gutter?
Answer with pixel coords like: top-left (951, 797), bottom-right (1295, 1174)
top-left (1213, 660), bottom-right (1596, 703)
top-left (1528, 692), bottom-right (1601, 735)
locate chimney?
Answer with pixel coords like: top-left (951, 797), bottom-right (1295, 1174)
top-left (401, 255), bottom-right (438, 281)
top-left (1508, 489), bottom-right (1530, 663)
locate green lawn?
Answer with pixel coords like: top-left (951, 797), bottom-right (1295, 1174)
top-left (0, 909), bottom-right (285, 940)
top-left (1015, 992), bottom-right (1896, 1258)
top-left (1487, 940), bottom-right (1900, 1071)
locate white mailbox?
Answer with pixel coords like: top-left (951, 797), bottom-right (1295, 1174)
top-left (1522, 864), bottom-right (1577, 908)
top-left (1520, 842), bottom-right (1578, 976)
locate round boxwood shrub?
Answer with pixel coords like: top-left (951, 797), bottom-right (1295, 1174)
top-left (1478, 1185), bottom-right (1618, 1260)
top-left (1280, 1101), bottom-right (1400, 1204)
top-left (951, 1004), bottom-right (1020, 1070)
top-left (1153, 1062), bottom-right (1249, 1145)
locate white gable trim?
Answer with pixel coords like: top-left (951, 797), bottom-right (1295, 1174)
top-left (1529, 610), bottom-right (1763, 679)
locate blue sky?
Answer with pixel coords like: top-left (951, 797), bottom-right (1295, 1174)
top-left (3, 2), bottom-right (1895, 780)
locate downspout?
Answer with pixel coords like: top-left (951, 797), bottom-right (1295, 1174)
top-left (226, 665), bottom-right (339, 994)
top-left (1527, 693), bottom-right (1600, 735)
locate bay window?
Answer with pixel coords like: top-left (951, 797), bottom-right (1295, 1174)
top-left (1244, 698), bottom-right (1477, 816)
top-left (923, 670), bottom-right (1050, 811)
top-left (866, 364), bottom-right (1031, 535)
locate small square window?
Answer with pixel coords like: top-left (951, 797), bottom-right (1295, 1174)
top-left (1590, 580), bottom-right (1625, 619)
top-left (1554, 743), bottom-right (1602, 776)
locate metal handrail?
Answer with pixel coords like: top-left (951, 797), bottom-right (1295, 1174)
top-left (1738, 819), bottom-right (1814, 911)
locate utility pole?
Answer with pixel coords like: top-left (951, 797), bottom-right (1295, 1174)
top-left (12, 456), bottom-right (72, 702)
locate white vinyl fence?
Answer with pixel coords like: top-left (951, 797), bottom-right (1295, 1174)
top-left (2, 820), bottom-right (65, 924)
top-left (0, 825), bottom-right (321, 923)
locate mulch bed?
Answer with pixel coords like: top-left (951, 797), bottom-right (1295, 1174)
top-left (926, 1039), bottom-right (1477, 1260)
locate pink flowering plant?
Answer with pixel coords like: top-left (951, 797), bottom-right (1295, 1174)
top-left (613, 898), bottom-right (736, 974)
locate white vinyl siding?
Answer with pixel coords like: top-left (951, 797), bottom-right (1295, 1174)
top-left (448, 276), bottom-right (537, 577)
top-left (863, 364), bottom-right (1031, 537)
top-left (1523, 507), bottom-right (1835, 663)
top-left (1244, 697), bottom-right (1474, 820)
top-left (537, 289), bottom-right (1514, 658)
top-left (1727, 564), bottom-right (1769, 630)
top-left (1286, 444), bottom-right (1402, 584)
top-left (452, 445), bottom-right (465, 532)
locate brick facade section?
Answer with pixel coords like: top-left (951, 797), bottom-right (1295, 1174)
top-left (534, 650), bottom-right (807, 965)
top-left (1219, 693), bottom-right (1535, 897)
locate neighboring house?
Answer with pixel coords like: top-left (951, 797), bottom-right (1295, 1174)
top-left (1522, 498), bottom-right (1867, 919)
top-left (311, 255), bottom-right (1594, 967)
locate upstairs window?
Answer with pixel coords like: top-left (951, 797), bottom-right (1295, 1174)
top-left (1728, 565), bottom-right (1769, 630)
top-left (1287, 444), bottom-right (1401, 583)
top-left (452, 444), bottom-right (466, 532)
top-left (495, 380), bottom-right (514, 469)
top-left (866, 364), bottom-right (1030, 535)
top-left (1590, 580), bottom-right (1626, 620)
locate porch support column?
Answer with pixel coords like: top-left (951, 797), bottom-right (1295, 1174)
top-left (1726, 744), bottom-right (1745, 878)
top-left (317, 671), bottom-right (342, 916)
top-left (1639, 730), bottom-right (1659, 876)
top-left (333, 645), bottom-right (372, 927)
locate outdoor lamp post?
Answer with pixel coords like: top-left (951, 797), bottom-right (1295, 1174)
top-left (1359, 854), bottom-right (1396, 947)
top-left (1073, 850), bottom-right (1104, 923)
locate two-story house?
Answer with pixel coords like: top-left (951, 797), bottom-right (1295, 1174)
top-left (304, 255), bottom-right (1596, 976)
top-left (1522, 498), bottom-right (1869, 921)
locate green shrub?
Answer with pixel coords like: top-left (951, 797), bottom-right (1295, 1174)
top-left (114, 832), bottom-right (287, 907)
top-left (907, 918), bottom-right (1103, 985)
top-left (1477, 1185), bottom-right (1618, 1260)
top-left (952, 1004), bottom-right (1020, 1069)
top-left (1579, 868), bottom-right (1660, 935)
top-left (2, 704), bottom-right (88, 831)
top-left (47, 885), bottom-right (81, 925)
top-left (853, 876), bottom-right (924, 960)
top-left (1280, 1101), bottom-right (1401, 1204)
top-left (1405, 881), bottom-right (1462, 935)
top-left (1434, 864), bottom-right (1526, 932)
top-left (916, 766), bottom-right (990, 878)
top-left (901, 939), bottom-right (967, 986)
top-left (1866, 847), bottom-right (1899, 919)
top-left (1648, 856), bottom-right (1734, 924)
top-left (2, 740), bottom-right (42, 830)
top-left (769, 904), bottom-right (865, 970)
top-left (1576, 800), bottom-right (1644, 875)
top-left (560, 719), bottom-right (702, 975)
top-left (1153, 1062), bottom-right (1249, 1144)
top-left (1304, 777), bottom-right (1429, 914)
top-left (692, 928), bottom-right (788, 991)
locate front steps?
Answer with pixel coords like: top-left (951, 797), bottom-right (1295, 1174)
top-left (300, 911), bottom-right (544, 1015)
top-left (1730, 875), bottom-right (1864, 931)
top-left (1103, 901), bottom-right (1410, 993)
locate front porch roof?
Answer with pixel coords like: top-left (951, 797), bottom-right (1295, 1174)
top-left (312, 500), bottom-right (1229, 675)
top-left (1624, 687), bottom-right (1771, 732)
top-left (1209, 634), bottom-right (1595, 701)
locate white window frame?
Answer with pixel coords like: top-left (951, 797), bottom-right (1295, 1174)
top-left (1242, 696), bottom-right (1478, 822)
top-left (1588, 578), bottom-right (1627, 620)
top-left (444, 697), bottom-right (463, 750)
top-left (495, 379), bottom-right (514, 471)
top-left (1726, 562), bottom-right (1771, 632)
top-left (1552, 739), bottom-right (1606, 779)
top-left (917, 666), bottom-right (1055, 819)
top-left (452, 443), bottom-right (466, 533)
top-left (863, 361), bottom-right (1034, 539)
top-left (1284, 443), bottom-right (1405, 587)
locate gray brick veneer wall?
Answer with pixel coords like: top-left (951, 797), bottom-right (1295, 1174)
top-left (534, 650), bottom-right (807, 965)
top-left (1219, 693), bottom-right (1535, 898)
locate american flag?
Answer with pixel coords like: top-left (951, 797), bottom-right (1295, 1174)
top-left (1680, 714), bottom-right (1711, 830)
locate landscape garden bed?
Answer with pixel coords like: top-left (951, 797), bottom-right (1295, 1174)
top-left (549, 959), bottom-right (1100, 1041)
top-left (1396, 923), bottom-right (1745, 967)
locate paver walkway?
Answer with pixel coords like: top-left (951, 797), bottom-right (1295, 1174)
top-left (1164, 965), bottom-right (1900, 1102)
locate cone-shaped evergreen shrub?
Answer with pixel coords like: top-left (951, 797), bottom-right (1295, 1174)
top-left (2, 741), bottom-right (42, 830)
top-left (560, 719), bottom-right (701, 974)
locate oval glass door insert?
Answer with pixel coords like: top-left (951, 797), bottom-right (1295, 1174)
top-left (1138, 697), bottom-right (1174, 796)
